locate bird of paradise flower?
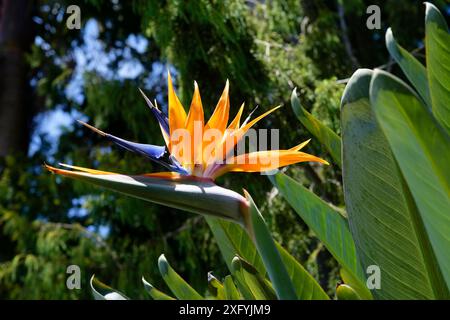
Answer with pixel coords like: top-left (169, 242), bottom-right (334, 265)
top-left (46, 73), bottom-right (327, 226)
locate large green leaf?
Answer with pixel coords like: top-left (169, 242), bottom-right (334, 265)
top-left (231, 256), bottom-right (277, 300)
top-left (90, 275), bottom-right (128, 300)
top-left (425, 2), bottom-right (450, 132)
top-left (370, 69), bottom-right (450, 296)
top-left (158, 254), bottom-right (204, 300)
top-left (206, 217), bottom-right (266, 275)
top-left (385, 28), bottom-right (431, 108)
top-left (342, 68), bottom-right (448, 299)
top-left (206, 217), bottom-right (267, 300)
top-left (291, 89), bottom-right (342, 167)
top-left (229, 269), bottom-right (255, 300)
top-left (244, 191), bottom-right (297, 300)
top-left (207, 272), bottom-right (226, 300)
top-left (207, 215), bottom-right (328, 300)
top-left (223, 275), bottom-right (241, 300)
top-left (269, 173), bottom-right (365, 287)
top-left (142, 277), bottom-right (176, 300)
top-left (276, 243), bottom-right (329, 300)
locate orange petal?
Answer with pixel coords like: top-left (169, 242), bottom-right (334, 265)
top-left (143, 171), bottom-right (214, 183)
top-left (185, 81), bottom-right (204, 167)
top-left (227, 102), bottom-right (245, 131)
top-left (211, 150), bottom-right (328, 178)
top-left (203, 105), bottom-right (282, 175)
top-left (204, 80), bottom-right (230, 134)
top-left (46, 163), bottom-right (119, 175)
top-left (168, 71), bottom-right (187, 148)
top-left (142, 171), bottom-right (183, 180)
top-left (222, 105), bottom-right (281, 159)
top-left (46, 164), bottom-right (188, 182)
top-left (203, 102), bottom-right (244, 167)
top-left (289, 139), bottom-right (311, 151)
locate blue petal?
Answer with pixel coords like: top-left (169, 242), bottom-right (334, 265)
top-left (106, 134), bottom-right (188, 174)
top-left (107, 134), bottom-right (165, 158)
top-left (139, 88), bottom-right (170, 137)
top-left (78, 121), bottom-right (187, 174)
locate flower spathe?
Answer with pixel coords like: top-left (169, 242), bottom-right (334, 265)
top-left (46, 73), bottom-right (328, 223)
top-left (45, 163), bottom-right (249, 223)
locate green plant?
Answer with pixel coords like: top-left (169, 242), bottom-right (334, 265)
top-left (48, 73), bottom-right (328, 300)
top-left (272, 2), bottom-right (449, 299)
top-left (48, 3), bottom-right (449, 300)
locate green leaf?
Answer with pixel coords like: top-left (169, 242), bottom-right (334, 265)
top-left (243, 191), bottom-right (297, 300)
top-left (340, 268), bottom-right (372, 300)
top-left (158, 254), bottom-right (204, 300)
top-left (229, 271), bottom-right (256, 300)
top-left (269, 173), bottom-right (365, 287)
top-left (205, 217), bottom-right (265, 275)
top-left (336, 284), bottom-right (361, 300)
top-left (385, 28), bottom-right (431, 108)
top-left (223, 275), bottom-right (241, 300)
top-left (231, 256), bottom-right (277, 300)
top-left (205, 219), bottom-right (264, 300)
top-left (207, 192), bottom-right (327, 300)
top-left (425, 2), bottom-right (450, 132)
top-left (207, 272), bottom-right (226, 300)
top-left (90, 275), bottom-right (128, 300)
top-left (142, 276), bottom-right (175, 300)
top-left (276, 243), bottom-right (329, 300)
top-left (223, 257), bottom-right (256, 300)
top-left (207, 216), bottom-right (327, 300)
top-left (370, 69), bottom-right (450, 297)
top-left (291, 88), bottom-right (342, 167)
top-left (342, 68), bottom-right (448, 299)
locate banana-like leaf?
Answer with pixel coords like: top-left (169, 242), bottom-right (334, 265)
top-left (90, 275), bottom-right (128, 300)
top-left (204, 223), bottom-right (261, 300)
top-left (291, 89), bottom-right (342, 167)
top-left (336, 284), bottom-right (361, 300)
top-left (46, 164), bottom-right (247, 224)
top-left (370, 69), bottom-right (450, 296)
top-left (205, 217), bottom-right (265, 275)
top-left (276, 243), bottom-right (329, 300)
top-left (223, 257), bottom-right (256, 300)
top-left (158, 254), bottom-right (204, 300)
top-left (269, 173), bottom-right (365, 287)
top-left (207, 216), bottom-right (327, 300)
top-left (223, 275), bottom-right (241, 300)
top-left (207, 272), bottom-right (226, 300)
top-left (340, 268), bottom-right (372, 300)
top-left (142, 276), bottom-right (175, 300)
top-left (425, 2), bottom-right (450, 132)
top-left (342, 68), bottom-right (448, 299)
top-left (231, 256), bottom-right (277, 300)
top-left (243, 191), bottom-right (297, 300)
top-left (385, 28), bottom-right (431, 108)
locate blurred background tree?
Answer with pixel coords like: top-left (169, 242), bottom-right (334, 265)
top-left (0, 0), bottom-right (448, 298)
